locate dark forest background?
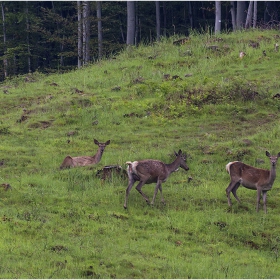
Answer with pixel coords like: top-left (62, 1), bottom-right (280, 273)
top-left (0, 1), bottom-right (279, 81)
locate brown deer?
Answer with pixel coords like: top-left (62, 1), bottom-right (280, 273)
top-left (124, 150), bottom-right (189, 209)
top-left (60, 139), bottom-right (110, 169)
top-left (226, 151), bottom-right (280, 213)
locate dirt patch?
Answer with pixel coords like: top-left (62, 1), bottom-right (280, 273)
top-left (28, 120), bottom-right (53, 129)
top-left (123, 112), bottom-right (143, 118)
top-left (244, 240), bottom-right (259, 249)
top-left (214, 221), bottom-right (228, 230)
top-left (50, 245), bottom-right (68, 252)
top-left (1, 183), bottom-right (12, 191)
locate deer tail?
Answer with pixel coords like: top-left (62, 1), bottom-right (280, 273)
top-left (226, 161), bottom-right (239, 174)
top-left (126, 161), bottom-right (133, 173)
top-left (226, 162), bottom-right (233, 174)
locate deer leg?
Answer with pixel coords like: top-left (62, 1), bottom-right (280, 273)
top-left (123, 178), bottom-right (135, 209)
top-left (151, 185), bottom-right (159, 206)
top-left (231, 182), bottom-right (241, 203)
top-left (262, 190), bottom-right (267, 214)
top-left (151, 180), bottom-right (164, 206)
top-left (135, 181), bottom-right (150, 204)
top-left (256, 188), bottom-right (262, 212)
top-left (158, 184), bottom-right (165, 204)
top-left (226, 181), bottom-right (239, 206)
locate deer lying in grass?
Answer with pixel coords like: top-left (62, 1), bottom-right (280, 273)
top-left (60, 139), bottom-right (110, 169)
top-left (124, 150), bottom-right (189, 209)
top-left (226, 151), bottom-right (280, 213)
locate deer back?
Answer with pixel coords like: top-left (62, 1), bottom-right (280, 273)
top-left (127, 160), bottom-right (168, 183)
top-left (71, 156), bottom-right (98, 166)
top-left (60, 156), bottom-right (74, 169)
top-left (227, 161), bottom-right (272, 189)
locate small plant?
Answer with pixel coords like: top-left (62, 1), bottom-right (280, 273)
top-left (0, 125), bottom-right (10, 135)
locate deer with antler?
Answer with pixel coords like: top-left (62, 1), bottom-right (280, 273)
top-left (124, 150), bottom-right (189, 209)
top-left (226, 151), bottom-right (280, 213)
top-left (60, 139), bottom-right (110, 169)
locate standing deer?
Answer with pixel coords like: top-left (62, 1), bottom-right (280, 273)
top-left (60, 139), bottom-right (110, 169)
top-left (226, 151), bottom-right (280, 213)
top-left (124, 150), bottom-right (189, 209)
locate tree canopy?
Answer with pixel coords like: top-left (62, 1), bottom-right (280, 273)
top-left (0, 1), bottom-right (279, 81)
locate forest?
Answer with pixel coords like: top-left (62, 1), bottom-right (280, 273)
top-left (0, 1), bottom-right (280, 81)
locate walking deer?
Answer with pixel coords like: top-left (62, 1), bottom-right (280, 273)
top-left (60, 139), bottom-right (110, 169)
top-left (226, 151), bottom-right (280, 213)
top-left (124, 150), bottom-right (189, 209)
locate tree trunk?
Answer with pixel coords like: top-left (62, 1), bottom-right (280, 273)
top-left (188, 1), bottom-right (193, 29)
top-left (77, 1), bottom-right (82, 68)
top-left (25, 1), bottom-right (31, 73)
top-left (60, 35), bottom-right (64, 67)
top-left (59, 6), bottom-right (64, 67)
top-left (135, 2), bottom-right (139, 44)
top-left (215, 1), bottom-right (221, 35)
top-left (245, 1), bottom-right (253, 29)
top-left (126, 1), bottom-right (135, 46)
top-left (82, 1), bottom-right (90, 65)
top-left (162, 1), bottom-right (167, 36)
top-left (253, 1), bottom-right (257, 28)
top-left (230, 1), bottom-right (236, 31)
top-left (96, 1), bottom-right (102, 60)
top-left (236, 1), bottom-right (246, 29)
top-left (1, 2), bottom-right (7, 78)
top-left (119, 15), bottom-right (125, 43)
top-left (155, 1), bottom-right (160, 41)
top-left (264, 1), bottom-right (270, 23)
top-left (264, 1), bottom-right (276, 23)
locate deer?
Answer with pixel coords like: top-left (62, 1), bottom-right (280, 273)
top-left (124, 149), bottom-right (189, 209)
top-left (226, 151), bottom-right (280, 213)
top-left (60, 139), bottom-right (110, 169)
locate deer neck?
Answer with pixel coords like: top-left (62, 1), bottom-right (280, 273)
top-left (166, 156), bottom-right (181, 175)
top-left (93, 147), bottom-right (104, 163)
top-left (269, 163), bottom-right (277, 184)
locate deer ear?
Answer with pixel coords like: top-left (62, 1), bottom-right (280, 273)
top-left (266, 151), bottom-right (271, 157)
top-left (175, 150), bottom-right (182, 156)
top-left (94, 139), bottom-right (99, 145)
top-left (105, 140), bottom-right (111, 145)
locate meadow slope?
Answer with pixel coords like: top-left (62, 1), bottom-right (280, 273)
top-left (1, 29), bottom-right (280, 278)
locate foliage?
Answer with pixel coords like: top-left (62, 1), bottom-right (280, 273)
top-left (1, 2), bottom-right (280, 79)
top-left (0, 30), bottom-right (280, 278)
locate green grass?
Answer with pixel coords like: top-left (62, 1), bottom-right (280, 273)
top-left (1, 29), bottom-right (280, 278)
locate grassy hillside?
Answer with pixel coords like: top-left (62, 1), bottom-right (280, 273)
top-left (1, 29), bottom-right (280, 278)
